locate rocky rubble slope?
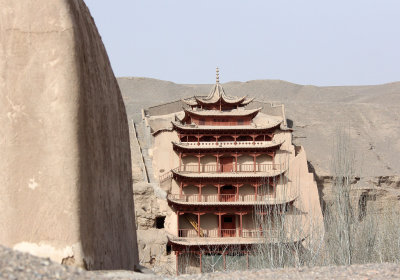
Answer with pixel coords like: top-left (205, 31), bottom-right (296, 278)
top-left (2, 245), bottom-right (400, 280)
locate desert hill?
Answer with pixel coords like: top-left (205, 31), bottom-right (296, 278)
top-left (118, 77), bottom-right (400, 179)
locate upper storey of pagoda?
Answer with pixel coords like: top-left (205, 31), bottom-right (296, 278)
top-left (179, 68), bottom-right (264, 127)
top-left (183, 68), bottom-right (254, 111)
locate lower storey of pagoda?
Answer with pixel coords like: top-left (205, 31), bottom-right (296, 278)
top-left (174, 180), bottom-right (277, 203)
top-left (174, 210), bottom-right (286, 240)
top-left (171, 242), bottom-right (302, 275)
top-left (173, 244), bottom-right (258, 275)
top-left (166, 175), bottom-right (298, 206)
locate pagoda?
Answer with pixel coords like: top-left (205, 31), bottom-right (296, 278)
top-left (160, 68), bottom-right (306, 274)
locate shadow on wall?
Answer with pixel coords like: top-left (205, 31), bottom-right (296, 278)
top-left (69, 0), bottom-right (138, 270)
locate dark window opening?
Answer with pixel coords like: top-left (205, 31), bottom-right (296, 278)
top-left (222, 185), bottom-right (233, 190)
top-left (224, 217), bottom-right (233, 223)
top-left (155, 216), bottom-right (165, 229)
top-left (166, 244), bottom-right (172, 255)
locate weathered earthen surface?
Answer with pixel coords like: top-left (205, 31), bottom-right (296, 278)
top-left (133, 182), bottom-right (176, 275)
top-left (0, 0), bottom-right (138, 270)
top-left (3, 244), bottom-right (400, 280)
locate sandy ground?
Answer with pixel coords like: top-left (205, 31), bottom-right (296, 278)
top-left (2, 245), bottom-right (400, 279)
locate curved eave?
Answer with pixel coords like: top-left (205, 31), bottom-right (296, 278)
top-left (172, 140), bottom-right (284, 152)
top-left (183, 107), bottom-right (262, 118)
top-left (167, 197), bottom-right (297, 207)
top-left (167, 235), bottom-right (306, 247)
top-left (168, 236), bottom-right (264, 246)
top-left (195, 95), bottom-right (247, 106)
top-left (171, 121), bottom-right (282, 132)
top-left (181, 97), bottom-right (198, 106)
top-left (241, 97), bottom-right (255, 105)
top-left (171, 169), bottom-right (287, 179)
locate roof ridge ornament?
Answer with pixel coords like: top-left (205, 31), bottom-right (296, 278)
top-left (216, 67), bottom-right (219, 84)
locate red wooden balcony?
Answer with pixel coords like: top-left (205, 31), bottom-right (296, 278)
top-left (177, 228), bottom-right (278, 238)
top-left (167, 193), bottom-right (294, 204)
top-left (173, 163), bottom-right (284, 173)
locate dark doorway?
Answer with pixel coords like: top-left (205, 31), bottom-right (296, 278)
top-left (221, 215), bottom-right (236, 237)
top-left (220, 185), bottom-right (235, 202)
top-left (220, 157), bottom-right (234, 172)
top-left (155, 216), bottom-right (165, 229)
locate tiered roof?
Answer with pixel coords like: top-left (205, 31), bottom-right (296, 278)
top-left (182, 83), bottom-right (254, 107)
top-left (182, 67), bottom-right (254, 108)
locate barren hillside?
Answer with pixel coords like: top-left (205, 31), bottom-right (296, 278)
top-left (118, 77), bottom-right (400, 179)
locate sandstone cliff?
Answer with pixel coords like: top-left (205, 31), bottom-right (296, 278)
top-left (0, 0), bottom-right (138, 270)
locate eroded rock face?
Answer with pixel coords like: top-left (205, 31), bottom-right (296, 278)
top-left (133, 182), bottom-right (175, 275)
top-left (0, 0), bottom-right (138, 270)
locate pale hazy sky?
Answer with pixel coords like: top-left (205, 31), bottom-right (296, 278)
top-left (85, 0), bottom-right (400, 86)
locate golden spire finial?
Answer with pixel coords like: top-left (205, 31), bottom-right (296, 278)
top-left (216, 67), bottom-right (220, 84)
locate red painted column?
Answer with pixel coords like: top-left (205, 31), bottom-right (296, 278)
top-left (239, 213), bottom-right (243, 237)
top-left (272, 152), bottom-right (276, 170)
top-left (235, 153), bottom-right (238, 172)
top-left (235, 184), bottom-right (239, 201)
top-left (198, 185), bottom-right (202, 202)
top-left (216, 153), bottom-right (219, 172)
top-left (177, 211), bottom-right (180, 236)
top-left (176, 251), bottom-right (179, 276)
top-left (179, 181), bottom-right (183, 199)
top-left (197, 213), bottom-right (201, 237)
top-left (223, 252), bottom-right (226, 270)
top-left (198, 155), bottom-right (201, 173)
top-left (253, 154), bottom-right (256, 172)
top-left (217, 184), bottom-right (221, 201)
top-left (254, 185), bottom-right (258, 201)
top-left (179, 152), bottom-right (182, 169)
top-left (218, 214), bottom-right (222, 237)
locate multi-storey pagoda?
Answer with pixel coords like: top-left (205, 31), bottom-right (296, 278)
top-left (140, 69), bottom-right (323, 275)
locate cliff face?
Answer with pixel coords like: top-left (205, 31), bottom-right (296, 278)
top-left (0, 0), bottom-right (138, 270)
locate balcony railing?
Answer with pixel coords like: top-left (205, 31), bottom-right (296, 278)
top-left (176, 140), bottom-right (278, 147)
top-left (168, 194), bottom-right (278, 203)
top-left (173, 163), bottom-right (284, 173)
top-left (177, 228), bottom-right (278, 238)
